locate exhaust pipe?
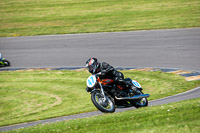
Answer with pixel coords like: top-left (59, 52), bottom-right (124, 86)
top-left (115, 94), bottom-right (150, 100)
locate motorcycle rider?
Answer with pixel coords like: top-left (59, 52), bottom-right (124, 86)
top-left (85, 58), bottom-right (141, 96)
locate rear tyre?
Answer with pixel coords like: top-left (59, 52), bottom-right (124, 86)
top-left (3, 60), bottom-right (10, 66)
top-left (130, 90), bottom-right (148, 108)
top-left (91, 90), bottom-right (115, 113)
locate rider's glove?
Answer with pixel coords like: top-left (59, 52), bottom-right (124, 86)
top-left (96, 72), bottom-right (105, 76)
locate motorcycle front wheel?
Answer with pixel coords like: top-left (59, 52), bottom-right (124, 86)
top-left (91, 90), bottom-right (115, 113)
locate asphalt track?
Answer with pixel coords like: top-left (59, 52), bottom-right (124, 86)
top-left (0, 28), bottom-right (200, 132)
top-left (0, 28), bottom-right (200, 71)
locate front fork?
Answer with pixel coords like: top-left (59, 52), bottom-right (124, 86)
top-left (98, 82), bottom-right (107, 103)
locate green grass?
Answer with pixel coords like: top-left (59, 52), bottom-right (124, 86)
top-left (7, 98), bottom-right (200, 133)
top-left (0, 70), bottom-right (200, 127)
top-left (0, 0), bottom-right (200, 37)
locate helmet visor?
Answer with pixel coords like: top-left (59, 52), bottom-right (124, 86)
top-left (86, 63), bottom-right (97, 74)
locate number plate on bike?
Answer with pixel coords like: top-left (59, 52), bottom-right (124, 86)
top-left (87, 75), bottom-right (96, 88)
top-left (132, 80), bottom-right (142, 88)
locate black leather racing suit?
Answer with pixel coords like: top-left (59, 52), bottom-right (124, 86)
top-left (86, 62), bottom-right (140, 95)
top-left (98, 62), bottom-right (127, 85)
top-left (97, 62), bottom-right (135, 97)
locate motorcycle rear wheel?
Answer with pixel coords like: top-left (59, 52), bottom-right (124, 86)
top-left (130, 90), bottom-right (148, 108)
top-left (3, 60), bottom-right (10, 66)
top-left (91, 90), bottom-right (115, 113)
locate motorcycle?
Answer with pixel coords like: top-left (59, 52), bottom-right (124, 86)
top-left (86, 72), bottom-right (149, 113)
top-left (0, 53), bottom-right (10, 67)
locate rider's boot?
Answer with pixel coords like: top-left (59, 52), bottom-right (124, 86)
top-left (131, 86), bottom-right (141, 95)
top-left (124, 80), bottom-right (141, 95)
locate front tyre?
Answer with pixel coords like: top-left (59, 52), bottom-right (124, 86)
top-left (91, 90), bottom-right (115, 113)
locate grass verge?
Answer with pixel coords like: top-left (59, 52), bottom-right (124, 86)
top-left (0, 70), bottom-right (200, 126)
top-left (6, 98), bottom-right (200, 133)
top-left (0, 0), bottom-right (200, 37)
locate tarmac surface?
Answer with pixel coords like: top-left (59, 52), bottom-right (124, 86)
top-left (0, 28), bottom-right (200, 132)
top-left (0, 28), bottom-right (200, 71)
